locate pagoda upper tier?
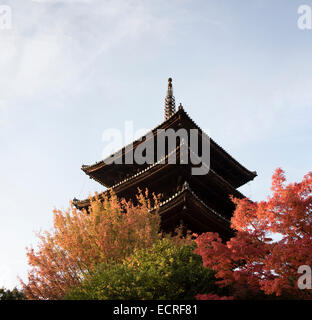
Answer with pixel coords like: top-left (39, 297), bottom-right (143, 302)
top-left (81, 105), bottom-right (257, 189)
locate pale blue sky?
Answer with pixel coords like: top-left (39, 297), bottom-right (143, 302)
top-left (0, 0), bottom-right (311, 288)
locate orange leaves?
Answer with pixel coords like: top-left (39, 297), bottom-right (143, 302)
top-left (22, 191), bottom-right (161, 300)
top-left (232, 168), bottom-right (312, 239)
top-left (195, 168), bottom-right (312, 300)
top-left (230, 197), bottom-right (259, 231)
top-left (271, 167), bottom-right (286, 193)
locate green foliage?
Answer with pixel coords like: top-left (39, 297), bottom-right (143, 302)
top-left (0, 287), bottom-right (26, 300)
top-left (65, 239), bottom-right (222, 300)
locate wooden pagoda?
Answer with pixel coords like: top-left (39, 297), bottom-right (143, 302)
top-left (73, 78), bottom-right (257, 239)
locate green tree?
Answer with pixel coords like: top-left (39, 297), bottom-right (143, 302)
top-left (0, 287), bottom-right (26, 300)
top-left (65, 239), bottom-right (224, 300)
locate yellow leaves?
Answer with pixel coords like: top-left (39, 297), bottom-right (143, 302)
top-left (23, 190), bottom-right (162, 300)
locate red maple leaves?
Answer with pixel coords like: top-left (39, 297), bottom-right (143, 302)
top-left (195, 168), bottom-right (312, 300)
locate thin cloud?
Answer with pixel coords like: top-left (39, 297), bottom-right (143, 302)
top-left (0, 0), bottom-right (174, 113)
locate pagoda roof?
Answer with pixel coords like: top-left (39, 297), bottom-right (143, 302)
top-left (81, 106), bottom-right (256, 188)
top-left (73, 180), bottom-right (233, 238)
top-left (157, 182), bottom-right (234, 238)
top-left (151, 181), bottom-right (230, 223)
top-left (73, 143), bottom-right (245, 212)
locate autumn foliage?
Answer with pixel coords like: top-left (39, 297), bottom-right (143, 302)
top-left (22, 168), bottom-right (312, 300)
top-left (22, 191), bottom-right (161, 300)
top-left (65, 239), bottom-right (220, 300)
top-left (195, 168), bottom-right (312, 300)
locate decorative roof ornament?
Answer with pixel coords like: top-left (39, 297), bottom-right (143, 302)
top-left (164, 77), bottom-right (176, 120)
top-left (182, 181), bottom-right (190, 190)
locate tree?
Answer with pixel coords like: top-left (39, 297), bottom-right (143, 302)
top-left (22, 191), bottom-right (162, 300)
top-left (0, 287), bottom-right (26, 300)
top-left (195, 168), bottom-right (312, 300)
top-left (65, 239), bottom-right (224, 300)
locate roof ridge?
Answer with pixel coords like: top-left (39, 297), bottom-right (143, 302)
top-left (82, 107), bottom-right (256, 181)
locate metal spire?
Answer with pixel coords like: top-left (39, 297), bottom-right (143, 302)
top-left (164, 77), bottom-right (176, 120)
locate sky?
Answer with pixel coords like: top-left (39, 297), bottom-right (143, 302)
top-left (0, 0), bottom-right (311, 289)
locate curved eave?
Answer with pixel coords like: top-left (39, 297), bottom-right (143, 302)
top-left (74, 181), bottom-right (232, 225)
top-left (73, 185), bottom-right (234, 239)
top-left (81, 109), bottom-right (182, 174)
top-left (73, 150), bottom-right (244, 212)
top-left (153, 183), bottom-right (234, 238)
top-left (81, 108), bottom-right (257, 179)
top-left (76, 142), bottom-right (245, 202)
top-left (152, 182), bottom-right (231, 223)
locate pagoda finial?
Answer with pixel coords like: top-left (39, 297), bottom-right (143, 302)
top-left (164, 77), bottom-right (176, 120)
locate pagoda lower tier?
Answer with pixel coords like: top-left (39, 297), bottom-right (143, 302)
top-left (155, 182), bottom-right (234, 239)
top-left (75, 144), bottom-right (245, 212)
top-left (74, 149), bottom-right (245, 239)
top-left (74, 179), bottom-right (234, 240)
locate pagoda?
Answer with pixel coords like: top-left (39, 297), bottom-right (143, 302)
top-left (73, 78), bottom-right (257, 239)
